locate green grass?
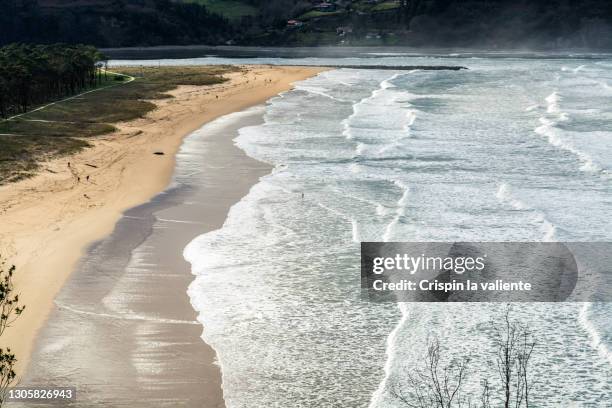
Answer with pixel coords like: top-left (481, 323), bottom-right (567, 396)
top-left (296, 1), bottom-right (396, 22)
top-left (372, 1), bottom-right (400, 12)
top-left (0, 120), bottom-right (115, 138)
top-left (298, 10), bottom-right (345, 20)
top-left (184, 0), bottom-right (257, 20)
top-left (0, 66), bottom-right (236, 184)
top-left (352, 0), bottom-right (400, 12)
top-left (0, 135), bottom-right (90, 184)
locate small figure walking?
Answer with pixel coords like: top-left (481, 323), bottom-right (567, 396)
top-left (86, 175), bottom-right (90, 182)
top-left (301, 192), bottom-right (304, 199)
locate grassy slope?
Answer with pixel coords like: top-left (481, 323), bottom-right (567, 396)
top-left (183, 0), bottom-right (257, 20)
top-left (371, 1), bottom-right (400, 12)
top-left (299, 10), bottom-right (345, 20)
top-left (352, 0), bottom-right (399, 12)
top-left (0, 66), bottom-right (236, 184)
top-left (299, 0), bottom-right (399, 17)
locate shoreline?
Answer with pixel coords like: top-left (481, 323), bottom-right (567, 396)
top-left (17, 106), bottom-right (272, 406)
top-left (0, 65), bottom-right (325, 381)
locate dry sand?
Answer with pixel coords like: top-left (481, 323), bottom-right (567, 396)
top-left (0, 65), bottom-right (325, 380)
top-left (17, 107), bottom-right (273, 407)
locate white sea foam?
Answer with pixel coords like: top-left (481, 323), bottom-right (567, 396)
top-left (598, 80), bottom-right (612, 92)
top-left (294, 84), bottom-right (350, 102)
top-left (55, 301), bottom-right (199, 325)
top-left (579, 303), bottom-right (612, 366)
top-left (496, 183), bottom-right (527, 210)
top-left (526, 104), bottom-right (540, 111)
top-left (351, 219), bottom-right (361, 243)
top-left (343, 72), bottom-right (411, 141)
top-left (355, 142), bottom-right (367, 155)
top-left (561, 65), bottom-right (586, 73)
top-left (535, 117), bottom-right (601, 173)
top-left (405, 110), bottom-right (417, 128)
top-left (536, 92), bottom-right (604, 174)
top-left (496, 183), bottom-right (556, 241)
top-left (376, 204), bottom-right (388, 216)
top-left (545, 91), bottom-right (562, 113)
top-left (368, 303), bottom-right (410, 408)
top-left (382, 180), bottom-right (409, 242)
top-left (181, 61), bottom-right (612, 407)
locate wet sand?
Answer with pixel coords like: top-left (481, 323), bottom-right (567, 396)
top-left (0, 65), bottom-right (326, 407)
top-left (14, 109), bottom-right (270, 407)
top-left (0, 65), bottom-right (324, 376)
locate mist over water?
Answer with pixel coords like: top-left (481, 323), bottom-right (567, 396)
top-left (175, 56), bottom-right (612, 406)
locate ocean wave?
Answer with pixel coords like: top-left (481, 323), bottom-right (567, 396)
top-left (579, 303), bottom-right (612, 366)
top-left (368, 303), bottom-right (410, 408)
top-left (355, 142), bottom-right (367, 156)
top-left (343, 72), bottom-right (415, 140)
top-left (351, 218), bottom-right (361, 243)
top-left (382, 179), bottom-right (410, 242)
top-left (597, 80), bottom-right (612, 92)
top-left (294, 84), bottom-right (351, 102)
top-left (561, 65), bottom-right (587, 73)
top-left (55, 301), bottom-right (199, 326)
top-left (545, 91), bottom-right (562, 114)
top-left (535, 117), bottom-right (602, 173)
top-left (180, 61), bottom-right (612, 407)
top-left (536, 92), bottom-right (605, 175)
top-left (496, 183), bottom-right (557, 241)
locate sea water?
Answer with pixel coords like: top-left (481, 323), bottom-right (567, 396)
top-left (176, 56), bottom-right (612, 406)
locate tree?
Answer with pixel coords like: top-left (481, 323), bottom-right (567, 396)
top-left (391, 337), bottom-right (470, 408)
top-left (392, 307), bottom-right (536, 408)
top-left (0, 44), bottom-right (106, 118)
top-left (0, 349), bottom-right (16, 406)
top-left (494, 308), bottom-right (536, 408)
top-left (0, 259), bottom-right (25, 406)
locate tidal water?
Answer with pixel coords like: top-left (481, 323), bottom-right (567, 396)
top-left (114, 54), bottom-right (612, 407)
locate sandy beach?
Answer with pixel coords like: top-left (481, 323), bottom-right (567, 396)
top-left (0, 64), bottom-right (324, 392)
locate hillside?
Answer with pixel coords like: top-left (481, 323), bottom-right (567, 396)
top-left (2, 0), bottom-right (612, 49)
top-left (184, 0), bottom-right (257, 20)
top-left (0, 0), bottom-right (234, 47)
top-left (250, 0), bottom-right (612, 49)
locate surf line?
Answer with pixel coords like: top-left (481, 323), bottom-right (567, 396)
top-left (55, 301), bottom-right (199, 325)
top-left (342, 71), bottom-right (413, 140)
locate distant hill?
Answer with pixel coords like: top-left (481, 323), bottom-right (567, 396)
top-left (251, 0), bottom-right (612, 49)
top-left (2, 0), bottom-right (612, 49)
top-left (0, 0), bottom-right (235, 47)
top-left (183, 0), bottom-right (257, 20)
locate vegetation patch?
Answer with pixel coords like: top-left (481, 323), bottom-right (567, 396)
top-left (0, 135), bottom-right (90, 183)
top-left (0, 120), bottom-right (115, 138)
top-left (298, 10), bottom-right (345, 20)
top-left (184, 0), bottom-right (258, 20)
top-left (371, 1), bottom-right (400, 12)
top-left (0, 46), bottom-right (236, 185)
